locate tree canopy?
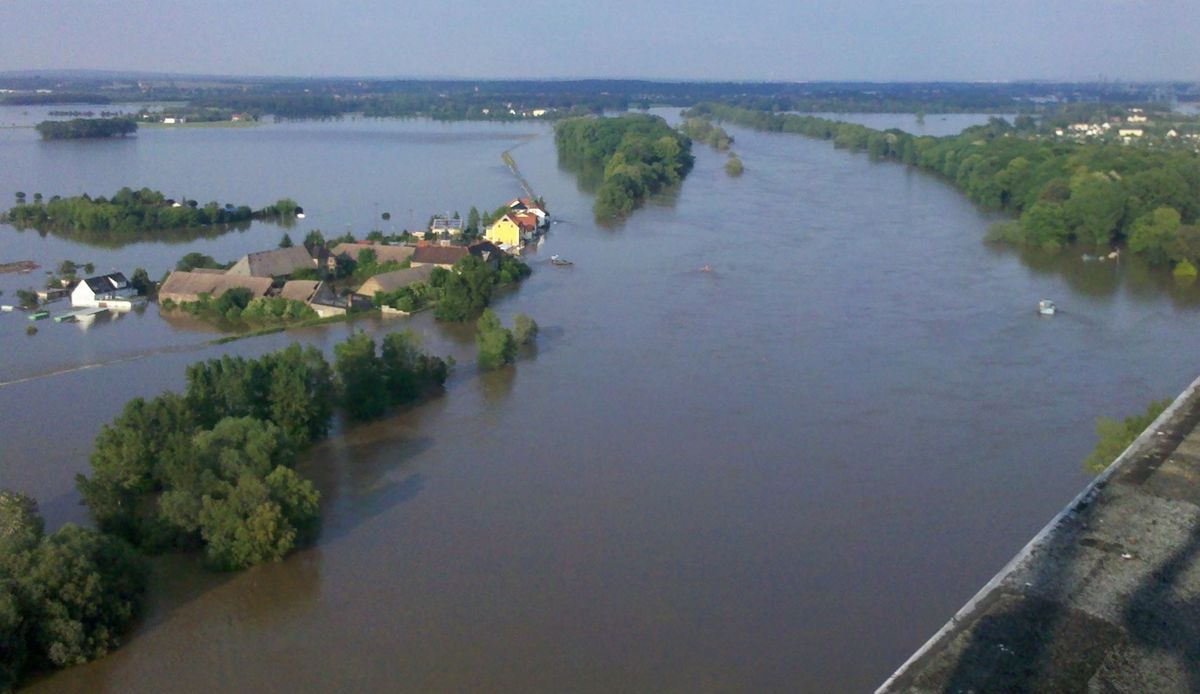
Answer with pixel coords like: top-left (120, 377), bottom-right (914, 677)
top-left (555, 114), bottom-right (694, 222)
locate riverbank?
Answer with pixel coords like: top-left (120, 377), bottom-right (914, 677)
top-left (879, 374), bottom-right (1200, 691)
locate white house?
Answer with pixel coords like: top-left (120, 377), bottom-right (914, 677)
top-left (71, 273), bottom-right (145, 310)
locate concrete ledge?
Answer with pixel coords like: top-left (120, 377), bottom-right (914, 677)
top-left (878, 374), bottom-right (1200, 693)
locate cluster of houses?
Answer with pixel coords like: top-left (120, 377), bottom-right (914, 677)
top-left (482, 197), bottom-right (550, 249)
top-left (154, 197), bottom-right (546, 315)
top-left (1051, 108), bottom-right (1199, 148)
top-left (34, 198), bottom-right (548, 324)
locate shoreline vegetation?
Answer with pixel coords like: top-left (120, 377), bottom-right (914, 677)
top-left (684, 103), bottom-right (1200, 274)
top-left (678, 116), bottom-right (745, 176)
top-left (554, 113), bottom-right (694, 222)
top-left (4, 188), bottom-right (300, 247)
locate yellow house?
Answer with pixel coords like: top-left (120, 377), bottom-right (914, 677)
top-left (485, 215), bottom-right (522, 247)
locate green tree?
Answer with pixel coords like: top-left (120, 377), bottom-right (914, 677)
top-left (279, 232), bottom-right (294, 248)
top-left (19, 525), bottom-right (146, 667)
top-left (1127, 207), bottom-right (1182, 266)
top-left (476, 310), bottom-right (516, 370)
top-left (724, 154), bottom-right (744, 177)
top-left (303, 229), bottom-right (326, 251)
top-left (1064, 174), bottom-right (1125, 247)
top-left (512, 313), bottom-right (539, 346)
top-left (1019, 201), bottom-right (1072, 250)
top-left (334, 332), bottom-right (387, 421)
top-left (129, 268), bottom-right (152, 296)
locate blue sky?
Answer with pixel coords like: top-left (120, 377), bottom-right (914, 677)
top-left (1, 0), bottom-right (1196, 81)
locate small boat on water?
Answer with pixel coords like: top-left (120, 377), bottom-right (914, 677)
top-left (1038, 299), bottom-right (1057, 316)
top-left (27, 310), bottom-right (49, 321)
top-left (550, 254), bottom-right (573, 266)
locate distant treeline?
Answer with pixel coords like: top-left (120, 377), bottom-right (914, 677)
top-left (5, 188), bottom-right (300, 244)
top-left (1, 92), bottom-right (112, 105)
top-left (555, 114), bottom-right (694, 222)
top-left (34, 117), bottom-right (136, 140)
top-left (685, 103), bottom-right (1200, 272)
top-left (7, 74), bottom-right (1193, 111)
top-left (190, 92), bottom-right (624, 121)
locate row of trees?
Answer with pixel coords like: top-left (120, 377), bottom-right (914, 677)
top-left (34, 117), bottom-right (135, 140)
top-left (373, 253), bottom-right (532, 321)
top-left (167, 289), bottom-right (319, 327)
top-left (0, 491), bottom-right (146, 691)
top-left (77, 335), bottom-right (448, 565)
top-left (685, 103), bottom-right (1200, 270)
top-left (5, 188), bottom-right (300, 241)
top-left (555, 114), bottom-right (694, 222)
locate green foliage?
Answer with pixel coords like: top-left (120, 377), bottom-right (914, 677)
top-left (678, 117), bottom-right (733, 150)
top-left (18, 525), bottom-right (146, 666)
top-left (79, 343), bottom-right (337, 558)
top-left (175, 252), bottom-right (225, 272)
top-left (14, 290), bottom-right (38, 309)
top-left (335, 331), bottom-right (447, 420)
top-left (1173, 258), bottom-right (1198, 280)
top-left (512, 313), bottom-right (539, 346)
top-left (129, 268), bottom-right (152, 296)
top-left (35, 117), bottom-right (136, 140)
top-left (1127, 207), bottom-right (1182, 266)
top-left (334, 332), bottom-right (387, 421)
top-left (0, 491), bottom-right (146, 688)
top-left (279, 232), bottom-right (294, 248)
top-left (1083, 399), bottom-right (1171, 474)
top-left (156, 417), bottom-right (316, 570)
top-left (724, 154), bottom-right (744, 177)
top-left (476, 310), bottom-right (517, 371)
top-left (555, 114), bottom-right (694, 222)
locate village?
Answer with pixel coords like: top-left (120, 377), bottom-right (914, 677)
top-left (6, 196), bottom-right (551, 330)
top-left (1051, 107), bottom-right (1200, 149)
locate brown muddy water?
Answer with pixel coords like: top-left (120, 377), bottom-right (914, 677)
top-left (2, 109), bottom-right (1199, 692)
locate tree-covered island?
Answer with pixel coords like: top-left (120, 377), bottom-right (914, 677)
top-left (34, 117), bottom-right (137, 140)
top-left (4, 188), bottom-right (301, 246)
top-left (554, 113), bottom-right (694, 222)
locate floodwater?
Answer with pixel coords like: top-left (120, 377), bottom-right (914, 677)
top-left (3, 107), bottom-right (1199, 692)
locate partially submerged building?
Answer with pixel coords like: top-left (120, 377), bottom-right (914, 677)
top-left (225, 246), bottom-right (315, 278)
top-left (71, 273), bottom-right (145, 310)
top-left (354, 265), bottom-right (435, 299)
top-left (158, 271), bottom-right (272, 304)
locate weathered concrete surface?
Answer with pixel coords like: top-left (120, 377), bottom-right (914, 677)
top-left (879, 376), bottom-right (1200, 693)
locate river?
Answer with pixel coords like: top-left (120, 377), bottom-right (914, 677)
top-left (3, 107), bottom-right (1199, 692)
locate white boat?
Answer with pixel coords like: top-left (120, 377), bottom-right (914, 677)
top-left (1038, 299), bottom-right (1056, 316)
top-left (550, 254), bottom-right (573, 266)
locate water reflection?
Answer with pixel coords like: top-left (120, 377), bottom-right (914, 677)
top-left (992, 241), bottom-right (1200, 307)
top-left (9, 219), bottom-right (259, 249)
top-left (477, 364), bottom-right (516, 404)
